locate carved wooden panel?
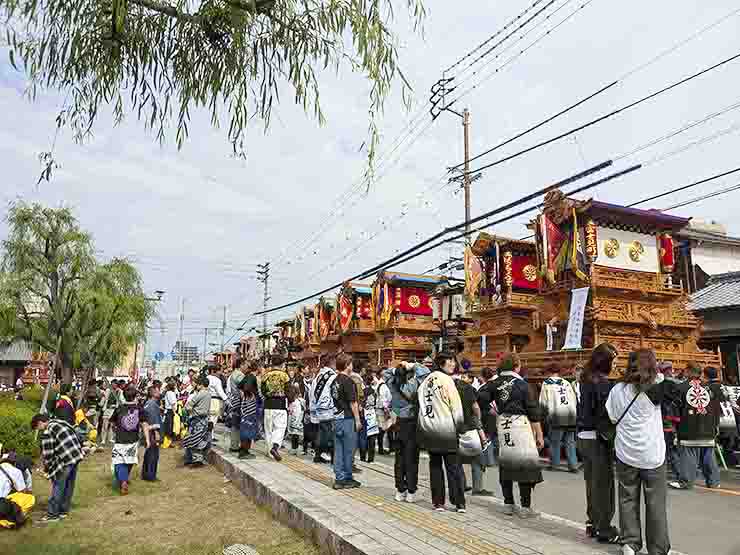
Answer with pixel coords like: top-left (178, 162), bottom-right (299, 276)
top-left (591, 266), bottom-right (683, 297)
top-left (591, 297), bottom-right (699, 329)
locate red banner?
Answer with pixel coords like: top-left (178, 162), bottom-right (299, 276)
top-left (396, 286), bottom-right (434, 316)
top-left (357, 295), bottom-right (372, 319)
top-left (338, 295), bottom-right (353, 332)
top-left (660, 234), bottom-right (675, 272)
top-left (511, 254), bottom-right (540, 290)
top-left (541, 214), bottom-right (565, 283)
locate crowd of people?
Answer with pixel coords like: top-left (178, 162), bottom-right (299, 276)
top-left (3, 345), bottom-right (739, 555)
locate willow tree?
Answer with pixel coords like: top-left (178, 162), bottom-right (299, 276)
top-left (0, 202), bottom-right (151, 386)
top-left (2, 0), bottom-right (424, 180)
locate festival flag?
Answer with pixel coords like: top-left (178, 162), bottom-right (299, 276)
top-left (540, 213), bottom-right (565, 284)
top-left (382, 283), bottom-right (395, 323)
top-left (397, 286), bottom-right (434, 316)
top-left (510, 254), bottom-right (540, 290)
top-left (357, 295), bottom-right (372, 319)
top-left (659, 234), bottom-right (675, 272)
top-left (338, 294), bottom-right (353, 333)
top-left (464, 246), bottom-right (484, 303)
top-left (570, 208), bottom-right (588, 281)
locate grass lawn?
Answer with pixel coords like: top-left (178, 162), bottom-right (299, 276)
top-left (0, 446), bottom-right (320, 555)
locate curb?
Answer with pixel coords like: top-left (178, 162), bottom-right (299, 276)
top-left (209, 448), bottom-right (389, 555)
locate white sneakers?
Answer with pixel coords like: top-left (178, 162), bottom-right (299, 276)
top-left (395, 491), bottom-right (407, 502)
top-left (622, 545), bottom-right (636, 555)
top-left (405, 492), bottom-right (416, 503)
top-left (502, 504), bottom-right (516, 516)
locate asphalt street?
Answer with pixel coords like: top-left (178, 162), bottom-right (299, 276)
top-left (370, 451), bottom-right (740, 555)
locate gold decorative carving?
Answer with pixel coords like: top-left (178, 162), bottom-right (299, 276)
top-left (604, 238), bottom-right (620, 259)
top-left (523, 264), bottom-right (537, 282)
top-left (629, 241), bottom-right (645, 263)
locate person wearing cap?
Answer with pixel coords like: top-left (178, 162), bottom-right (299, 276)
top-left (669, 364), bottom-right (726, 490)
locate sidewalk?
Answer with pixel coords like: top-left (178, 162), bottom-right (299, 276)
top-left (209, 440), bottom-right (624, 555)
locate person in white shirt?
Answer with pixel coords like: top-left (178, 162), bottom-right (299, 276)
top-left (161, 381), bottom-right (179, 449)
top-left (606, 349), bottom-right (671, 555)
top-left (0, 460), bottom-right (30, 498)
top-left (206, 365), bottom-right (227, 440)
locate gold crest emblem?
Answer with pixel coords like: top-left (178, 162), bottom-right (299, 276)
top-left (523, 264), bottom-right (537, 282)
top-left (629, 241), bottom-right (644, 263)
top-left (408, 295), bottom-right (421, 309)
top-left (604, 238), bottom-right (620, 259)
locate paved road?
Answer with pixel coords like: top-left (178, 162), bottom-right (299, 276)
top-left (369, 451), bottom-right (740, 555)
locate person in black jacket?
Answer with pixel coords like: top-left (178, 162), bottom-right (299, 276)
top-left (576, 343), bottom-right (620, 543)
top-left (669, 365), bottom-right (726, 490)
top-left (490, 353), bottom-right (544, 519)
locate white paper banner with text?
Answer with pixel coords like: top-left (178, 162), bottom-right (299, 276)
top-left (562, 287), bottom-right (590, 350)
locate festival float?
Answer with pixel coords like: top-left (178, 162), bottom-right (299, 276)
top-left (315, 297), bottom-right (340, 360)
top-left (462, 232), bottom-right (543, 370)
top-left (371, 270), bottom-right (444, 365)
top-left (335, 282), bottom-right (376, 362)
top-left (293, 306), bottom-right (319, 366)
top-left (520, 190), bottom-right (720, 378)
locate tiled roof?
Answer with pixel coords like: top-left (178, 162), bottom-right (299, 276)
top-left (677, 227), bottom-right (740, 247)
top-left (689, 272), bottom-right (740, 311)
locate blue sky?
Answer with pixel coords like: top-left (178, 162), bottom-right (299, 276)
top-left (2, 0), bottom-right (740, 360)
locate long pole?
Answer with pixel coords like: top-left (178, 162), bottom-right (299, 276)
top-left (221, 305), bottom-right (227, 352)
top-left (463, 108), bottom-right (471, 239)
top-left (203, 327), bottom-right (209, 363)
top-left (257, 262), bottom-right (270, 360)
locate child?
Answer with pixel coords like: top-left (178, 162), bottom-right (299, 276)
top-left (111, 386), bottom-right (141, 495)
top-left (287, 385), bottom-right (305, 455)
top-left (239, 374), bottom-right (259, 460)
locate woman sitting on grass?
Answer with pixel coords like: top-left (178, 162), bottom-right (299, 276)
top-left (111, 386), bottom-right (141, 495)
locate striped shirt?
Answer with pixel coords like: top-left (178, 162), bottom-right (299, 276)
top-left (40, 419), bottom-right (84, 480)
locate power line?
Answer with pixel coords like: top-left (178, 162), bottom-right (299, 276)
top-left (447, 6), bottom-right (740, 172)
top-left (443, 0), bottom-right (550, 74)
top-left (663, 182), bottom-right (740, 211)
top-left (462, 51), bottom-right (740, 176)
top-left (253, 160), bottom-right (613, 316)
top-left (628, 166), bottom-right (740, 208)
top-left (613, 98), bottom-right (740, 163)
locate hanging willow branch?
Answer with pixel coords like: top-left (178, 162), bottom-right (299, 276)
top-left (2, 0), bottom-right (424, 172)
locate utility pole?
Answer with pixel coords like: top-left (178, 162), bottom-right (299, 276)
top-left (256, 262), bottom-right (271, 359)
top-left (220, 305), bottom-right (227, 352)
top-left (430, 79), bottom-right (480, 243)
top-left (463, 108), bottom-right (471, 237)
top-left (203, 328), bottom-right (209, 363)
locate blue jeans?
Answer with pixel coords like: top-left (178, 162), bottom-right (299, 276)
top-left (142, 443), bottom-right (160, 481)
top-left (48, 464), bottom-right (79, 517)
top-left (678, 446), bottom-right (720, 487)
top-left (550, 429), bottom-right (578, 468)
top-left (334, 417), bottom-right (356, 482)
top-left (115, 463), bottom-right (133, 484)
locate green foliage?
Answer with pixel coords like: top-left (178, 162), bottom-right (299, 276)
top-left (0, 202), bottom-right (153, 383)
top-left (1, 0), bottom-right (425, 173)
top-left (0, 394), bottom-right (38, 458)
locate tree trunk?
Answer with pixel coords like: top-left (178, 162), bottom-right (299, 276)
top-left (40, 335), bottom-right (63, 415)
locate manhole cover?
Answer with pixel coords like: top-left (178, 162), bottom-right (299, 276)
top-left (223, 545), bottom-right (259, 555)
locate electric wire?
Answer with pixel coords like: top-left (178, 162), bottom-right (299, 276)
top-left (447, 5), bottom-right (740, 172)
top-left (464, 51), bottom-right (740, 176)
